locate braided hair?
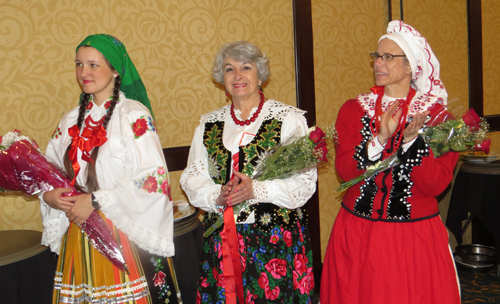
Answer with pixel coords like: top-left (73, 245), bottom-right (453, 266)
top-left (63, 74), bottom-right (121, 193)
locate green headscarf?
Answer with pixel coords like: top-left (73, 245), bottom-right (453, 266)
top-left (76, 34), bottom-right (154, 118)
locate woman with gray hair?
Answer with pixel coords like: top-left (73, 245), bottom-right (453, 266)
top-left (320, 21), bottom-right (461, 303)
top-left (181, 41), bottom-right (317, 303)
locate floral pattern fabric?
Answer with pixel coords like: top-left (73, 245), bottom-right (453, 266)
top-left (198, 219), bottom-right (314, 304)
top-left (134, 166), bottom-right (172, 200)
top-left (132, 115), bottom-right (156, 139)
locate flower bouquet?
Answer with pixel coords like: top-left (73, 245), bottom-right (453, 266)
top-left (0, 130), bottom-right (129, 273)
top-left (336, 108), bottom-right (490, 192)
top-left (203, 125), bottom-right (335, 237)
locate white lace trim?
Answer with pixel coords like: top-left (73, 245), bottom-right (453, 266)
top-left (95, 191), bottom-right (174, 257)
top-left (252, 180), bottom-right (268, 202)
top-left (41, 217), bottom-right (64, 254)
top-left (357, 91), bottom-right (444, 117)
top-left (200, 100), bottom-right (306, 124)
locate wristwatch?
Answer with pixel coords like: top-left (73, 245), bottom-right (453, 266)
top-left (91, 193), bottom-right (101, 210)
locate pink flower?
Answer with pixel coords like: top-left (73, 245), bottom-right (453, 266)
top-left (283, 230), bottom-right (292, 247)
top-left (474, 138), bottom-right (491, 154)
top-left (196, 290), bottom-right (201, 304)
top-left (142, 176), bottom-right (158, 193)
top-left (265, 258), bottom-right (287, 279)
top-left (294, 254), bottom-right (309, 276)
top-left (297, 272), bottom-right (315, 295)
top-left (132, 118), bottom-right (148, 137)
top-left (258, 272), bottom-right (269, 289)
top-left (200, 278), bottom-right (209, 288)
top-left (217, 272), bottom-right (225, 288)
top-left (160, 180), bottom-right (171, 200)
top-left (264, 286), bottom-right (280, 300)
top-left (245, 289), bottom-right (256, 304)
top-left (157, 166), bottom-right (166, 175)
top-left (270, 234), bottom-right (279, 244)
top-left (153, 271), bottom-right (166, 286)
top-left (462, 108), bottom-right (481, 131)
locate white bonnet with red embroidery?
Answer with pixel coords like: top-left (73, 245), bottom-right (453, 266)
top-left (379, 20), bottom-right (448, 105)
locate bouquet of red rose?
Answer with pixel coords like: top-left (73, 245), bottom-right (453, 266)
top-left (336, 108), bottom-right (490, 192)
top-left (203, 125), bottom-right (335, 237)
top-left (0, 130), bottom-right (128, 273)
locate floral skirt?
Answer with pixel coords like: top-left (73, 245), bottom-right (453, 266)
top-left (198, 217), bottom-right (315, 304)
top-left (320, 207), bottom-right (461, 304)
top-left (53, 212), bottom-right (180, 304)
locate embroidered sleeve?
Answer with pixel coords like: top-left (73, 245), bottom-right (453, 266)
top-left (180, 123), bottom-right (225, 213)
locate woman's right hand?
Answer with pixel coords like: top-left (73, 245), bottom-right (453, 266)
top-left (216, 180), bottom-right (235, 207)
top-left (42, 188), bottom-right (74, 212)
top-left (378, 100), bottom-right (403, 145)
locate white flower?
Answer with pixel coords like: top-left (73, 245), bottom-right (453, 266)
top-left (0, 130), bottom-right (31, 151)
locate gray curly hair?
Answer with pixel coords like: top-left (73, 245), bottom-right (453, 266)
top-left (212, 41), bottom-right (270, 85)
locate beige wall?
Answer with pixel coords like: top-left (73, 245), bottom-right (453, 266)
top-left (0, 0), bottom-right (296, 230)
top-left (2, 0), bottom-right (499, 263)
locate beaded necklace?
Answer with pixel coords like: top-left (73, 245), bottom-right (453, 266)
top-left (230, 90), bottom-right (265, 126)
top-left (370, 86), bottom-right (416, 157)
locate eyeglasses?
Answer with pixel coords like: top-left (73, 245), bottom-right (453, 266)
top-left (370, 53), bottom-right (406, 61)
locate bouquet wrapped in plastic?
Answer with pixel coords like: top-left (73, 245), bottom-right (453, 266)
top-left (203, 125), bottom-right (335, 237)
top-left (0, 130), bottom-right (129, 273)
top-left (336, 107), bottom-right (490, 192)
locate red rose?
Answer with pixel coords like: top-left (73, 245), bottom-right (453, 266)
top-left (153, 271), bottom-right (166, 286)
top-left (294, 253), bottom-right (309, 276)
top-left (474, 138), bottom-right (491, 154)
top-left (265, 258), bottom-right (287, 279)
top-left (133, 118), bottom-right (148, 137)
top-left (283, 230), bottom-right (292, 247)
top-left (308, 127), bottom-right (326, 144)
top-left (462, 108), bottom-right (481, 131)
top-left (258, 272), bottom-right (269, 289)
top-left (86, 102), bottom-right (93, 110)
top-left (142, 176), bottom-right (158, 193)
top-left (264, 286), bottom-right (280, 300)
top-left (201, 277), bottom-right (210, 288)
top-left (104, 100), bottom-right (112, 109)
top-left (297, 272), bottom-right (315, 295)
top-left (314, 144), bottom-right (328, 162)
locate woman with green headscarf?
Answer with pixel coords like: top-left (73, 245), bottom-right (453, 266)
top-left (39, 34), bottom-right (179, 304)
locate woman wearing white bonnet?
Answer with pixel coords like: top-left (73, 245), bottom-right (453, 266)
top-left (320, 20), bottom-right (461, 303)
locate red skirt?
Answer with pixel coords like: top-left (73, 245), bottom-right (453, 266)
top-left (320, 207), bottom-right (460, 304)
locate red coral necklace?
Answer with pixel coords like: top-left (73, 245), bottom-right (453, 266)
top-left (230, 90), bottom-right (265, 126)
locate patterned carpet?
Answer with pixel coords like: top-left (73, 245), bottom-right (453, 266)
top-left (459, 267), bottom-right (500, 303)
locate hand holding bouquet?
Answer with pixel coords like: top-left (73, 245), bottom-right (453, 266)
top-left (0, 130), bottom-right (129, 273)
top-left (203, 125), bottom-right (335, 237)
top-left (336, 108), bottom-right (490, 192)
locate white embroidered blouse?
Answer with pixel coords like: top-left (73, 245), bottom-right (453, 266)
top-left (180, 100), bottom-right (318, 220)
top-left (39, 91), bottom-right (174, 257)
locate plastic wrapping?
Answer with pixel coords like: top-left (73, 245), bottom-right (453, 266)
top-left (0, 132), bottom-right (128, 273)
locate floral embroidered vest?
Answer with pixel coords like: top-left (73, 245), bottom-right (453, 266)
top-left (202, 119), bottom-right (308, 233)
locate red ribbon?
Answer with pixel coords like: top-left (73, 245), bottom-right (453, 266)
top-left (222, 206), bottom-right (244, 304)
top-left (221, 151), bottom-right (244, 304)
top-left (68, 124), bottom-right (108, 186)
